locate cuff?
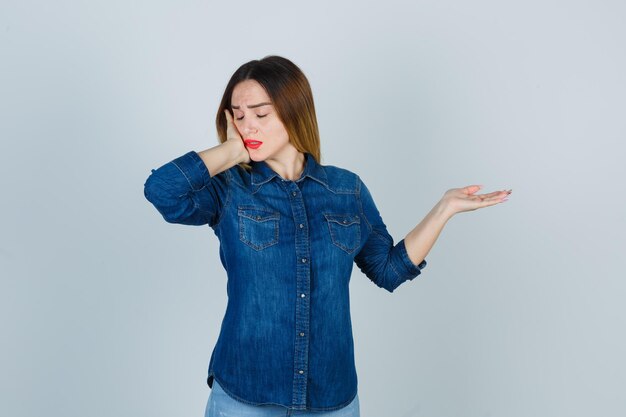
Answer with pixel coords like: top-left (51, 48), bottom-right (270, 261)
top-left (397, 238), bottom-right (427, 278)
top-left (170, 150), bottom-right (212, 191)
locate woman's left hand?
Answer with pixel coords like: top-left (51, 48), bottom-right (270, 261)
top-left (440, 185), bottom-right (512, 217)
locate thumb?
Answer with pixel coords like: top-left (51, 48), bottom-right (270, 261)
top-left (464, 184), bottom-right (483, 195)
top-left (224, 109), bottom-right (232, 123)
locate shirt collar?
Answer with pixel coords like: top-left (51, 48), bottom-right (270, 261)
top-left (250, 152), bottom-right (328, 187)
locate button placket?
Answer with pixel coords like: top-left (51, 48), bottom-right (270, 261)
top-left (279, 180), bottom-right (310, 407)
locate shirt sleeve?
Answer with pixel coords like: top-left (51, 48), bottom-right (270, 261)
top-left (354, 175), bottom-right (427, 292)
top-left (143, 150), bottom-right (230, 227)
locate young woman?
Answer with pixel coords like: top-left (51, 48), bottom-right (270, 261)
top-left (143, 56), bottom-right (511, 417)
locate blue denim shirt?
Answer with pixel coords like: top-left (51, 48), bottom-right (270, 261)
top-left (143, 150), bottom-right (427, 411)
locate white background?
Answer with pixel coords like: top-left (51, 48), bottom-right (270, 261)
top-left (1, 1), bottom-right (625, 416)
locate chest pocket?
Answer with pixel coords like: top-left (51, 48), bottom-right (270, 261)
top-left (324, 213), bottom-right (361, 254)
top-left (238, 206), bottom-right (280, 250)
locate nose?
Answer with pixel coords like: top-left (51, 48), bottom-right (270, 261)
top-left (241, 118), bottom-right (258, 136)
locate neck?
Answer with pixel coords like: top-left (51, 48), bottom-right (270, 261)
top-left (265, 149), bottom-right (306, 181)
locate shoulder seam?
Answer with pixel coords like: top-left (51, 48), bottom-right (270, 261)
top-left (356, 175), bottom-right (373, 233)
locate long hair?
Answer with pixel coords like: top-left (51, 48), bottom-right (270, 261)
top-left (216, 56), bottom-right (321, 172)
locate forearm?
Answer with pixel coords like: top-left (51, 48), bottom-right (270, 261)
top-left (197, 140), bottom-right (245, 178)
top-left (403, 200), bottom-right (452, 266)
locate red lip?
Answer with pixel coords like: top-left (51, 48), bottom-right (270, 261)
top-left (244, 139), bottom-right (263, 149)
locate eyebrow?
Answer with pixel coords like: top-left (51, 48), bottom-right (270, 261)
top-left (231, 102), bottom-right (272, 109)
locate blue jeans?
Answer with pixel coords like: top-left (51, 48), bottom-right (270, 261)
top-left (204, 379), bottom-right (360, 417)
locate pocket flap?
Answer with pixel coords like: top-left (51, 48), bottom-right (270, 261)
top-left (238, 207), bottom-right (280, 222)
top-left (323, 213), bottom-right (360, 226)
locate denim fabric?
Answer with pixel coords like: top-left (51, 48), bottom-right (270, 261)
top-left (144, 151), bottom-right (427, 412)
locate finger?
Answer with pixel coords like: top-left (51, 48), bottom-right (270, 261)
top-left (477, 190), bottom-right (507, 199)
top-left (489, 194), bottom-right (510, 205)
top-left (224, 109), bottom-right (232, 124)
top-left (466, 190), bottom-right (510, 208)
top-left (476, 197), bottom-right (504, 208)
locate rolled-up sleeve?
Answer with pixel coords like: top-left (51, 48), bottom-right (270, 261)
top-left (354, 175), bottom-right (427, 292)
top-left (143, 150), bottom-right (230, 227)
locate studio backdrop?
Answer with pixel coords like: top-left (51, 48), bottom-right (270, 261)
top-left (1, 1), bottom-right (624, 416)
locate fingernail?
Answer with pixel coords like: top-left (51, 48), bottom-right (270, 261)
top-left (501, 198), bottom-right (509, 202)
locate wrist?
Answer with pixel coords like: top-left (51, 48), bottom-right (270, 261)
top-left (224, 139), bottom-right (246, 165)
top-left (433, 199), bottom-right (455, 222)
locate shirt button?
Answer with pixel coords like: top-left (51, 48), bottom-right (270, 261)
top-left (299, 370), bottom-right (304, 374)
top-left (301, 258), bottom-right (307, 263)
top-left (299, 223), bottom-right (304, 228)
top-left (300, 332), bottom-right (305, 337)
top-left (292, 191), bottom-right (297, 196)
top-left (300, 293), bottom-right (306, 298)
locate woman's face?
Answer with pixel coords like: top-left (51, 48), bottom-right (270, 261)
top-left (231, 79), bottom-right (292, 163)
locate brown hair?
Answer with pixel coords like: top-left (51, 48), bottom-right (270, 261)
top-left (215, 56), bottom-right (321, 172)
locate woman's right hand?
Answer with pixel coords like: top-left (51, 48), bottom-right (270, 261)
top-left (224, 109), bottom-right (251, 164)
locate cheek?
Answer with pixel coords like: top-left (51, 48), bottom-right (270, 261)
top-left (270, 121), bottom-right (289, 140)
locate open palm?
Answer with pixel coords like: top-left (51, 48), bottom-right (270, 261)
top-left (442, 185), bottom-right (512, 215)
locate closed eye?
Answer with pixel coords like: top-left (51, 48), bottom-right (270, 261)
top-left (236, 114), bottom-right (268, 120)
